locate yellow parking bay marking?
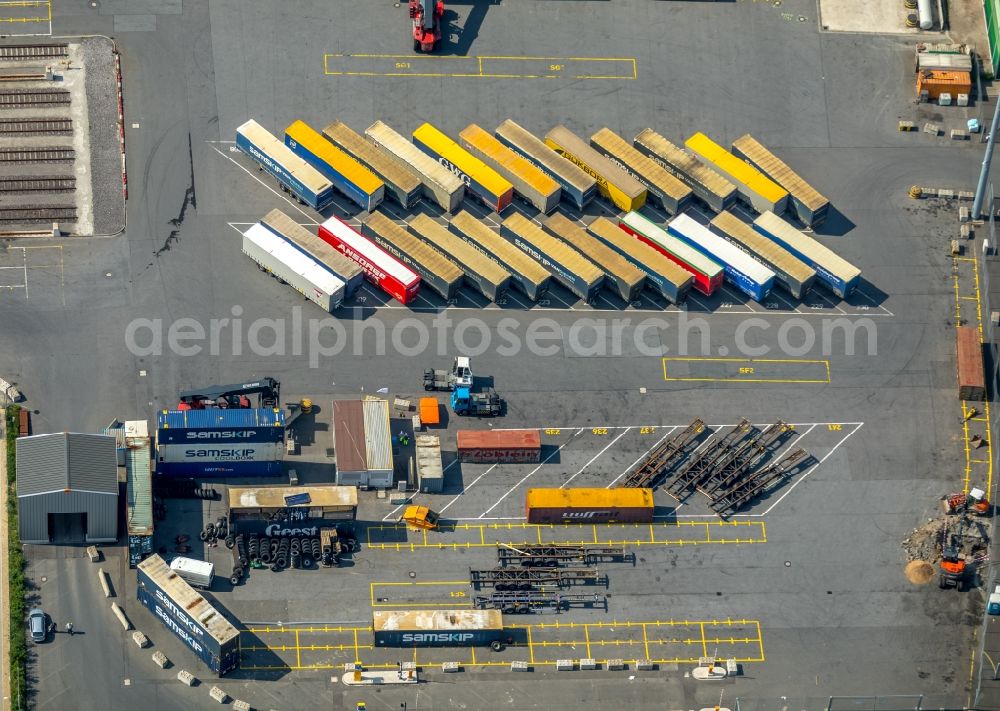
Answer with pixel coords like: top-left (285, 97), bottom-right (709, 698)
top-left (662, 357), bottom-right (831, 384)
top-left (324, 53), bottom-right (637, 80)
top-left (369, 581), bottom-right (470, 608)
top-left (0, 0), bottom-right (49, 24)
top-left (365, 520), bottom-right (766, 551)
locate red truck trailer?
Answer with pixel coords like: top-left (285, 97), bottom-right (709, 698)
top-left (318, 217), bottom-right (421, 305)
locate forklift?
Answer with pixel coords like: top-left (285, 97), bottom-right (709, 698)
top-left (450, 386), bottom-right (502, 417)
top-left (939, 526), bottom-right (969, 591)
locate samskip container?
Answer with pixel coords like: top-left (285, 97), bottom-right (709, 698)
top-left (731, 134), bottom-right (829, 227)
top-left (633, 128), bottom-right (737, 213)
top-left (449, 211), bottom-right (551, 301)
top-left (235, 120), bottom-right (334, 210)
top-left (285, 119), bottom-right (384, 212)
top-left (365, 120), bottom-right (465, 212)
top-left (373, 610), bottom-right (503, 647)
top-left (323, 121), bottom-right (422, 209)
top-left (362, 212), bottom-right (464, 300)
top-left (545, 125), bottom-right (646, 212)
top-left (590, 127), bottom-right (691, 214)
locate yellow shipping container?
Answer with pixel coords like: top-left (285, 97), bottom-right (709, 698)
top-left (684, 132), bottom-right (788, 215)
top-left (525, 487), bottom-right (654, 524)
top-left (412, 123), bottom-right (514, 211)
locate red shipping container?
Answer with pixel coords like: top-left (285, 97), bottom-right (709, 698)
top-left (457, 429), bottom-right (541, 463)
top-left (318, 216), bottom-right (420, 304)
top-left (957, 326), bottom-right (986, 401)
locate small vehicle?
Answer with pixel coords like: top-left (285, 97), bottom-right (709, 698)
top-left (400, 505), bottom-right (440, 530)
top-left (451, 386), bottom-right (502, 417)
top-left (28, 608), bottom-right (47, 643)
top-left (423, 357), bottom-right (473, 391)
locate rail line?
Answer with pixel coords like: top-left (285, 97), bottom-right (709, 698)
top-left (0, 44), bottom-right (68, 61)
top-left (0, 147), bottom-right (73, 163)
top-left (0, 89), bottom-right (69, 108)
top-left (0, 205), bottom-right (75, 223)
top-left (0, 118), bottom-right (71, 135)
top-left (0, 176), bottom-right (74, 193)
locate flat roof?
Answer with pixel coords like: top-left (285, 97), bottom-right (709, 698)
top-left (227, 485), bottom-right (358, 510)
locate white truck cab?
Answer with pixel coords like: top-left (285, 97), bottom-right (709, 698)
top-left (451, 357), bottom-right (473, 388)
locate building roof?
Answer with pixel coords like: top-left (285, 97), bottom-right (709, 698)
top-left (16, 433), bottom-right (118, 498)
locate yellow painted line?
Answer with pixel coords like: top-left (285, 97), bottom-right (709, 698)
top-left (755, 620), bottom-right (765, 661)
top-left (323, 53), bottom-right (637, 80)
top-left (527, 625), bottom-right (535, 665)
top-left (370, 581), bottom-right (471, 607)
top-left (295, 629), bottom-right (301, 669)
top-left (662, 357), bottom-right (831, 384)
top-left (642, 623), bottom-right (651, 660)
top-left (353, 628), bottom-right (361, 664)
top-left (584, 624), bottom-right (592, 659)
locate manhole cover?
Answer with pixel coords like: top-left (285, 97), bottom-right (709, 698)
top-left (784, 561), bottom-right (791, 567)
top-left (40, 576), bottom-right (46, 583)
top-left (798, 15), bottom-right (807, 21)
top-left (104, 272), bottom-right (113, 278)
top-left (408, 571), bottom-right (416, 578)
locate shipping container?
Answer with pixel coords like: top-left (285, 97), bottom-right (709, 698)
top-left (709, 211), bottom-right (816, 300)
top-left (416, 434), bottom-right (444, 493)
top-left (156, 408), bottom-right (286, 445)
top-left (495, 119), bottom-right (597, 210)
top-left (731, 134), bottom-right (829, 227)
top-left (260, 209), bottom-right (364, 297)
top-left (916, 52), bottom-right (972, 72)
top-left (586, 216), bottom-right (692, 304)
top-left (545, 125), bottom-right (647, 212)
top-left (684, 132), bottom-right (789, 215)
top-left (136, 555), bottom-right (240, 676)
top-left (457, 429), bottom-right (541, 463)
top-left (957, 326), bottom-right (986, 400)
top-left (525, 487), bottom-right (654, 524)
top-left (318, 216), bottom-right (421, 304)
top-left (242, 223), bottom-right (346, 312)
top-left (156, 459), bottom-right (283, 477)
top-left (752, 211), bottom-right (861, 297)
top-left (667, 214), bottom-right (776, 302)
top-left (449, 211), bottom-right (551, 301)
top-left (408, 213), bottom-right (512, 302)
top-left (459, 123), bottom-right (561, 214)
top-left (499, 213), bottom-right (604, 302)
top-left (284, 120), bottom-right (385, 212)
top-left (589, 128), bottom-right (692, 214)
top-left (365, 120), bottom-right (465, 213)
top-left (632, 128), bottom-right (738, 213)
top-left (542, 213), bottom-right (646, 302)
top-left (322, 121), bottom-right (422, 209)
top-left (169, 556), bottom-right (214, 589)
top-left (412, 123), bottom-right (514, 213)
top-left (619, 211), bottom-right (724, 296)
top-left (333, 400), bottom-right (367, 487)
top-left (235, 119), bottom-right (335, 210)
top-left (916, 70), bottom-right (972, 100)
top-left (362, 212), bottom-right (464, 300)
top-left (373, 609), bottom-right (504, 647)
top-left (228, 485), bottom-right (358, 530)
top-left (363, 399), bottom-right (394, 489)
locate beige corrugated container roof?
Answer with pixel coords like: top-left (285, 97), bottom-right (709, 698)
top-left (365, 212), bottom-right (463, 282)
top-left (363, 398), bottom-right (393, 472)
top-left (227, 485), bottom-right (358, 511)
top-left (634, 128), bottom-right (736, 200)
top-left (451, 211), bottom-right (550, 287)
top-left (323, 121), bottom-right (422, 193)
top-left (732, 134), bottom-right (828, 212)
top-left (543, 213), bottom-right (645, 289)
top-left (590, 127), bottom-right (691, 202)
top-left (502, 213), bottom-right (604, 284)
top-left (262, 208), bottom-right (363, 280)
top-left (546, 124), bottom-right (645, 199)
top-left (137, 555), bottom-right (240, 644)
top-left (373, 609), bottom-right (503, 632)
top-left (710, 211), bottom-right (815, 284)
top-left (409, 214), bottom-right (512, 286)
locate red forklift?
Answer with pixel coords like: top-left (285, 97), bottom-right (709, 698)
top-left (409, 0), bottom-right (444, 52)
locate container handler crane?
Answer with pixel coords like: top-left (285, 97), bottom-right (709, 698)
top-left (409, 0), bottom-right (443, 52)
top-left (177, 378), bottom-right (280, 410)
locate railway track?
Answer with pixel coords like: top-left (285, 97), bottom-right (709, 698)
top-left (0, 147), bottom-right (74, 163)
top-left (0, 89), bottom-right (70, 108)
top-left (0, 176), bottom-right (75, 194)
top-left (0, 206), bottom-right (76, 223)
top-left (0, 118), bottom-right (72, 136)
top-left (0, 44), bottom-right (68, 61)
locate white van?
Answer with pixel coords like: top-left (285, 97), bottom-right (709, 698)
top-left (169, 556), bottom-right (215, 589)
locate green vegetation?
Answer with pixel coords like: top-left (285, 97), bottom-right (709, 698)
top-left (4, 405), bottom-right (25, 709)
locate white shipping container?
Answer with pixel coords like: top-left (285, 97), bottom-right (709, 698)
top-left (365, 121), bottom-right (465, 213)
top-left (416, 435), bottom-right (444, 493)
top-left (362, 399), bottom-right (394, 488)
top-left (242, 223), bottom-right (345, 312)
top-left (169, 556), bottom-right (215, 589)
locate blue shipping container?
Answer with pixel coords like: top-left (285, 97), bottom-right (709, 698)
top-left (156, 459), bottom-right (283, 477)
top-left (751, 215), bottom-right (860, 298)
top-left (157, 409), bottom-right (285, 445)
top-left (284, 121), bottom-right (384, 212)
top-left (235, 121), bottom-right (334, 210)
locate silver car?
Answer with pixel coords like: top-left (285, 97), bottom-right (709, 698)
top-left (28, 608), bottom-right (47, 643)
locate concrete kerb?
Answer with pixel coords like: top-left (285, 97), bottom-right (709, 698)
top-left (110, 601), bottom-right (132, 630)
top-left (0, 422), bottom-right (11, 711)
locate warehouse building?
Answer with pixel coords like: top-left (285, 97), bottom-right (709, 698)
top-left (16, 433), bottom-right (119, 544)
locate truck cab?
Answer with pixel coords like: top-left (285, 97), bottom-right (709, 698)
top-left (451, 386), bottom-right (502, 417)
top-left (452, 357), bottom-right (473, 388)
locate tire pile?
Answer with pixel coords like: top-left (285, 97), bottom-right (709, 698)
top-left (242, 532), bottom-right (359, 571)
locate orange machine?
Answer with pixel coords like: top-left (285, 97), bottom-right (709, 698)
top-left (917, 70), bottom-right (971, 100)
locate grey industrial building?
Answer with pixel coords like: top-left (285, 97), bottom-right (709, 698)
top-left (16, 433), bottom-right (119, 544)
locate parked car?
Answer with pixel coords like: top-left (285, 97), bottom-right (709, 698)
top-left (28, 608), bottom-right (47, 643)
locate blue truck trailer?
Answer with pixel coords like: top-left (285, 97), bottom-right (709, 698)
top-left (236, 119), bottom-right (335, 210)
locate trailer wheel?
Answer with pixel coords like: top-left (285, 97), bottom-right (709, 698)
top-left (503, 605), bottom-right (516, 614)
top-left (519, 583), bottom-right (532, 591)
top-left (229, 574), bottom-right (241, 586)
top-left (413, 39), bottom-right (421, 52)
top-left (199, 530), bottom-right (208, 542)
top-left (490, 640), bottom-right (504, 652)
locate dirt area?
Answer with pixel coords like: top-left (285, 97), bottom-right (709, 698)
top-left (819, 0), bottom-right (927, 34)
top-left (901, 505), bottom-right (991, 576)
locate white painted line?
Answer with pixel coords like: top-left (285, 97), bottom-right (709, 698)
top-left (768, 289), bottom-right (797, 310)
top-left (382, 460), bottom-right (459, 521)
top-left (22, 247), bottom-right (28, 300)
top-left (561, 427), bottom-right (632, 488)
top-left (606, 426), bottom-right (678, 487)
top-left (503, 291), bottom-right (531, 309)
top-left (208, 144), bottom-right (318, 223)
top-left (495, 421), bottom-right (862, 432)
top-left (437, 462), bottom-right (499, 515)
top-left (479, 428), bottom-right (585, 517)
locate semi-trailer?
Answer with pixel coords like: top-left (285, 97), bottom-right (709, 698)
top-left (318, 216), bottom-right (421, 304)
top-left (236, 119), bottom-right (335, 210)
top-left (525, 487), bottom-right (654, 524)
top-left (408, 213), bottom-right (512, 302)
top-left (284, 120), bottom-right (384, 212)
top-left (449, 210), bottom-right (551, 301)
top-left (542, 213), bottom-right (646, 303)
top-left (732, 134), bottom-right (829, 227)
top-left (618, 211), bottom-right (724, 296)
top-left (632, 128), bottom-right (738, 213)
top-left (412, 122), bottom-right (514, 213)
top-left (457, 429), bottom-right (542, 463)
top-left (684, 132), bottom-right (789, 215)
top-left (957, 326), bottom-right (986, 401)
top-left (242, 222), bottom-right (346, 311)
top-left (709, 211), bottom-right (816, 300)
top-left (416, 434), bottom-right (445, 493)
top-left (586, 216), bottom-right (692, 304)
top-left (500, 212), bottom-right (605, 303)
top-left (494, 119), bottom-right (597, 210)
top-left (589, 127), bottom-right (692, 215)
top-left (752, 210), bottom-right (861, 298)
top-left (259, 208), bottom-right (365, 297)
top-left (155, 408), bottom-right (285, 477)
top-left (373, 610), bottom-right (504, 647)
top-left (137, 555), bottom-right (241, 675)
top-left (322, 121), bottom-right (423, 209)
top-left (545, 125), bottom-right (647, 212)
top-left (459, 123), bottom-right (561, 214)
top-left (362, 211), bottom-right (464, 300)
top-left (667, 213), bottom-right (776, 302)
top-left (365, 120), bottom-right (465, 213)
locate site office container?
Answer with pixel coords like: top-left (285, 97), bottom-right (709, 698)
top-left (632, 128), bottom-right (738, 213)
top-left (449, 211), bottom-right (551, 301)
top-left (412, 122), bottom-right (514, 213)
top-left (500, 213), bottom-right (605, 303)
top-left (260, 208), bottom-right (364, 297)
top-left (545, 125), bottom-right (647, 212)
top-left (585, 216), bottom-right (692, 304)
top-left (684, 132), bottom-right (789, 216)
top-left (362, 212), bottom-right (464, 300)
top-left (731, 134), bottom-right (829, 228)
top-left (169, 556), bottom-right (214, 589)
top-left (589, 128), bottom-right (692, 215)
top-left (227, 485), bottom-right (358, 529)
top-left (408, 213), bottom-right (512, 302)
top-left (709, 211), bottom-right (816, 300)
top-left (957, 326), bottom-right (986, 401)
top-left (457, 429), bottom-right (541, 463)
top-left (365, 120), bottom-right (465, 213)
top-left (619, 211), bottom-right (723, 296)
top-left (322, 121), bottom-right (423, 209)
top-left (415, 434), bottom-right (444, 493)
top-left (525, 487), bottom-right (654, 524)
top-left (542, 213), bottom-right (646, 303)
top-left (318, 216), bottom-right (421, 304)
top-left (916, 70), bottom-right (972, 100)
top-left (284, 120), bottom-right (385, 212)
top-left (751, 211), bottom-right (861, 298)
top-left (459, 123), bottom-right (561, 214)
top-left (373, 610), bottom-right (504, 647)
top-left (235, 120), bottom-right (335, 210)
top-left (136, 555), bottom-right (240, 676)
top-left (495, 119), bottom-right (597, 210)
top-left (667, 213), bottom-right (776, 302)
top-left (242, 223), bottom-right (346, 312)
